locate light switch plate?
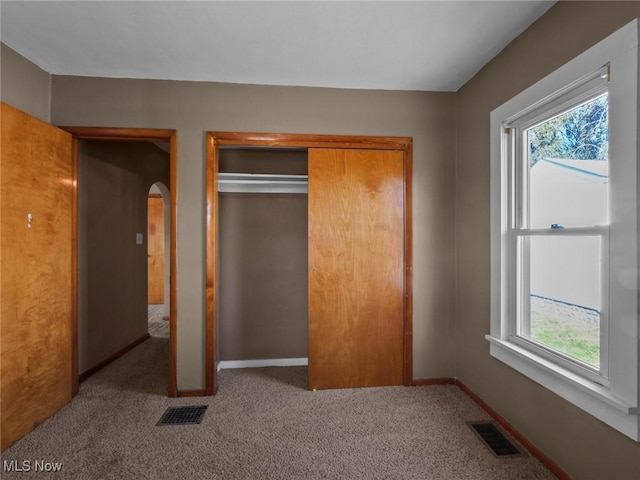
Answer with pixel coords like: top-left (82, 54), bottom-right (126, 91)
top-left (136, 233), bottom-right (144, 245)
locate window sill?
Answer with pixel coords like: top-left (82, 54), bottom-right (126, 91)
top-left (486, 335), bottom-right (639, 441)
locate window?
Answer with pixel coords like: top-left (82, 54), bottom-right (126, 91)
top-left (511, 85), bottom-right (610, 383)
top-left (489, 20), bottom-right (639, 441)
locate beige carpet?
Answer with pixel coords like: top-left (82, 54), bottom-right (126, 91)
top-left (1, 309), bottom-right (556, 479)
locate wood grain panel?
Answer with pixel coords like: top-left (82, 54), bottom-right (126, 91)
top-left (60, 127), bottom-right (176, 142)
top-left (412, 378), bottom-right (456, 386)
top-left (147, 196), bottom-right (165, 304)
top-left (308, 148), bottom-right (405, 390)
top-left (205, 133), bottom-right (218, 395)
top-left (71, 137), bottom-right (79, 396)
top-left (1, 103), bottom-right (73, 450)
top-left (210, 131), bottom-right (411, 150)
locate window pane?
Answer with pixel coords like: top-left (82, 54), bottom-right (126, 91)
top-left (526, 94), bottom-right (608, 228)
top-left (518, 236), bottom-right (601, 368)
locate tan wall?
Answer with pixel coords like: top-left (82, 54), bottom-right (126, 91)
top-left (51, 77), bottom-right (457, 389)
top-left (78, 141), bottom-right (169, 374)
top-left (0, 43), bottom-right (51, 122)
top-left (455, 2), bottom-right (640, 479)
top-left (218, 149), bottom-right (308, 361)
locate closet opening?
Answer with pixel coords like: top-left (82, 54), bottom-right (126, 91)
top-left (206, 132), bottom-right (413, 396)
top-left (216, 147), bottom-right (309, 387)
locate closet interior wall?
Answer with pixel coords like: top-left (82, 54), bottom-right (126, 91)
top-left (217, 148), bottom-right (308, 363)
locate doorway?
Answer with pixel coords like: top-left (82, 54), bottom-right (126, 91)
top-left (63, 127), bottom-right (178, 397)
top-left (206, 132), bottom-right (413, 395)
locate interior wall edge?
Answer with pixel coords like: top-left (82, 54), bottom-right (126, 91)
top-left (0, 43), bottom-right (51, 123)
top-left (454, 2), bottom-right (640, 479)
top-left (456, 380), bottom-right (572, 480)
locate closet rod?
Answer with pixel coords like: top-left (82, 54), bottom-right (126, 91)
top-left (218, 173), bottom-right (308, 194)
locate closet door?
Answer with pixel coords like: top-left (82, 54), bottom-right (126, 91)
top-left (1, 103), bottom-right (74, 450)
top-left (308, 148), bottom-right (404, 390)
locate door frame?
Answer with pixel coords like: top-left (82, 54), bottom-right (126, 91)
top-left (206, 132), bottom-right (413, 395)
top-left (61, 127), bottom-right (178, 398)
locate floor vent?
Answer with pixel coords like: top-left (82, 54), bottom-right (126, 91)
top-left (157, 406), bottom-right (208, 426)
top-left (468, 421), bottom-right (522, 457)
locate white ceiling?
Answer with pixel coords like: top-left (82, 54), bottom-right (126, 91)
top-left (0, 1), bottom-right (555, 92)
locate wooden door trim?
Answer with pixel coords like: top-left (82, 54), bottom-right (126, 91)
top-left (212, 131), bottom-right (410, 150)
top-left (60, 127), bottom-right (176, 142)
top-left (70, 138), bottom-right (79, 394)
top-left (206, 131), bottom-right (413, 395)
top-left (205, 134), bottom-right (218, 395)
top-left (61, 127), bottom-right (178, 398)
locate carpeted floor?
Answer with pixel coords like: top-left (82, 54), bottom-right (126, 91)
top-left (0, 307), bottom-right (556, 479)
top-left (147, 304), bottom-right (169, 339)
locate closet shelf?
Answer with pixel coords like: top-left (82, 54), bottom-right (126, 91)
top-left (218, 173), bottom-right (308, 194)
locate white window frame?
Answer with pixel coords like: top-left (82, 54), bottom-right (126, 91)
top-left (509, 79), bottom-right (611, 385)
top-left (488, 19), bottom-right (639, 441)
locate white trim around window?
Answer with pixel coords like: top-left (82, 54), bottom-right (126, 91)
top-left (488, 19), bottom-right (639, 441)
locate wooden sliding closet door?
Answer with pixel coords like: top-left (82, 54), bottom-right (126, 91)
top-left (1, 103), bottom-right (74, 450)
top-left (308, 148), bottom-right (404, 390)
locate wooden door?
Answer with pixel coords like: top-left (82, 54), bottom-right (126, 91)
top-left (147, 195), bottom-right (164, 304)
top-left (308, 148), bottom-right (405, 390)
top-left (1, 103), bottom-right (73, 450)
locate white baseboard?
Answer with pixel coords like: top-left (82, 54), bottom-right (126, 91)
top-left (217, 358), bottom-right (308, 372)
